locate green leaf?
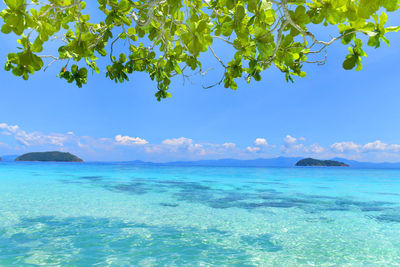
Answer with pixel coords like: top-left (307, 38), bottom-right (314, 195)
top-left (260, 0), bottom-right (272, 12)
top-left (343, 56), bottom-right (357, 70)
top-left (71, 65), bottom-right (78, 74)
top-left (78, 67), bottom-right (87, 77)
top-left (386, 26), bottom-right (400, 32)
top-left (380, 0), bottom-right (399, 12)
top-left (127, 27), bottom-right (136, 35)
top-left (358, 0), bottom-right (379, 19)
top-left (1, 24), bottom-right (12, 34)
top-left (379, 12), bottom-right (388, 30)
top-left (119, 53), bottom-right (127, 63)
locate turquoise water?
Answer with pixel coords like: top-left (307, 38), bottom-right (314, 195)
top-left (1, 163), bottom-right (400, 265)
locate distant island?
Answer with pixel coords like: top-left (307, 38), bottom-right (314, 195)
top-left (15, 151), bottom-right (83, 162)
top-left (296, 158), bottom-right (349, 167)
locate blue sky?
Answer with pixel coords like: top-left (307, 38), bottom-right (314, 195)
top-left (1, 4), bottom-right (400, 162)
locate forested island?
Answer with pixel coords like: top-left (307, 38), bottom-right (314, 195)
top-left (15, 152), bottom-right (83, 162)
top-left (296, 158), bottom-right (349, 167)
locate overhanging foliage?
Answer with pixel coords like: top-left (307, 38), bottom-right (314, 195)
top-left (1, 0), bottom-right (399, 100)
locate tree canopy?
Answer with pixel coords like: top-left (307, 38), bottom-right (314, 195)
top-left (1, 0), bottom-right (400, 100)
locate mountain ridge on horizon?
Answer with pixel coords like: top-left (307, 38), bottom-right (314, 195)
top-left (113, 156), bottom-right (400, 169)
top-left (3, 154), bottom-right (400, 169)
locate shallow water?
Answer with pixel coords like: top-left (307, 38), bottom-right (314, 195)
top-left (1, 162), bottom-right (400, 265)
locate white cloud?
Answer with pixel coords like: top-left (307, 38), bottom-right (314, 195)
top-left (284, 135), bottom-right (297, 144)
top-left (363, 140), bottom-right (400, 152)
top-left (307, 144), bottom-right (325, 154)
top-left (188, 143), bottom-right (205, 154)
top-left (222, 142), bottom-right (236, 149)
top-left (246, 146), bottom-right (261, 153)
top-left (328, 140), bottom-right (400, 162)
top-left (0, 122), bottom-right (119, 154)
top-left (330, 140), bottom-right (400, 153)
top-left (281, 135), bottom-right (305, 153)
top-left (0, 123), bottom-right (19, 134)
top-left (162, 137), bottom-right (193, 146)
top-left (0, 123), bottom-right (67, 146)
top-left (254, 138), bottom-right (268, 147)
top-left (115, 135), bottom-right (148, 146)
top-left (279, 135), bottom-right (325, 155)
top-left (363, 140), bottom-right (387, 152)
top-left (155, 137), bottom-right (206, 155)
top-left (386, 144), bottom-right (400, 152)
top-left (330, 141), bottom-right (361, 153)
top-left (246, 138), bottom-right (271, 153)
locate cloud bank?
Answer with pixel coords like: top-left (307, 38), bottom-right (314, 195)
top-left (1, 122), bottom-right (400, 162)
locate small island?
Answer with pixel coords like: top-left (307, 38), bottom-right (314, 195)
top-left (296, 158), bottom-right (349, 167)
top-left (15, 151), bottom-right (83, 162)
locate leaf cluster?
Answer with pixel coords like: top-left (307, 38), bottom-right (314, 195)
top-left (1, 0), bottom-right (399, 99)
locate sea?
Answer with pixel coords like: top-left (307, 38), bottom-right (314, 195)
top-left (0, 162), bottom-right (400, 266)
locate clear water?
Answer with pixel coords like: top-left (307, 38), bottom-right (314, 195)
top-left (1, 162), bottom-right (400, 266)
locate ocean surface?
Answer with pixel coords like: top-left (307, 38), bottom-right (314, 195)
top-left (1, 162), bottom-right (400, 266)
